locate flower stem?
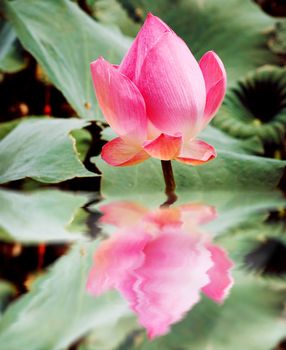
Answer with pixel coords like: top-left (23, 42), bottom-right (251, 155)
top-left (160, 160), bottom-right (177, 207)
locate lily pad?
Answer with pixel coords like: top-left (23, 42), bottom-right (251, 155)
top-left (95, 150), bottom-right (284, 198)
top-left (0, 20), bottom-right (27, 73)
top-left (213, 66), bottom-right (286, 149)
top-left (0, 119), bottom-right (21, 140)
top-left (0, 281), bottom-right (15, 318)
top-left (0, 118), bottom-right (95, 184)
top-left (3, 0), bottom-right (131, 120)
top-left (93, 0), bottom-right (140, 37)
top-left (0, 189), bottom-right (88, 243)
top-left (269, 21), bottom-right (286, 55)
top-left (221, 210), bottom-right (286, 279)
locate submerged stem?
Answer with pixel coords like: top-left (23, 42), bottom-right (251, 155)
top-left (160, 160), bottom-right (177, 207)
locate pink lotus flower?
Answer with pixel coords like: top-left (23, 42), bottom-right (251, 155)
top-left (87, 201), bottom-right (233, 338)
top-left (90, 14), bottom-right (226, 166)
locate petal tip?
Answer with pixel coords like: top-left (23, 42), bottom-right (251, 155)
top-left (143, 11), bottom-right (171, 33)
top-left (176, 140), bottom-right (216, 166)
top-left (200, 50), bottom-right (227, 83)
top-left (90, 57), bottom-right (110, 76)
top-left (101, 137), bottom-right (149, 167)
top-left (91, 56), bottom-right (105, 67)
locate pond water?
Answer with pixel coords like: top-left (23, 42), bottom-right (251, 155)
top-left (0, 188), bottom-right (285, 350)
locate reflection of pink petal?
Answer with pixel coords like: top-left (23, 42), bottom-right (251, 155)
top-left (87, 201), bottom-right (234, 339)
top-left (99, 201), bottom-right (148, 227)
top-left (180, 204), bottom-right (217, 225)
top-left (120, 230), bottom-right (213, 338)
top-left (145, 207), bottom-right (182, 229)
top-left (86, 230), bottom-right (150, 295)
top-left (202, 244), bottom-right (234, 303)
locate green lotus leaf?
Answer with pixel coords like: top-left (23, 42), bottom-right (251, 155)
top-left (0, 281), bottom-right (15, 319)
top-left (269, 21), bottom-right (286, 57)
top-left (0, 20), bottom-right (27, 73)
top-left (0, 118), bottom-right (95, 184)
top-left (0, 189), bottom-right (88, 243)
top-left (0, 119), bottom-right (21, 140)
top-left (93, 0), bottom-right (140, 37)
top-left (3, 0), bottom-right (131, 120)
top-left (221, 208), bottom-right (286, 282)
top-left (213, 66), bottom-right (286, 152)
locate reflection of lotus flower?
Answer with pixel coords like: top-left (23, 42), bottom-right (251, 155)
top-left (87, 202), bottom-right (233, 339)
top-left (90, 14), bottom-right (226, 166)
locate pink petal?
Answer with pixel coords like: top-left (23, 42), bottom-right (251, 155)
top-left (199, 51), bottom-right (227, 128)
top-left (202, 244), bottom-right (234, 303)
top-left (147, 120), bottom-right (161, 140)
top-left (176, 139), bottom-right (216, 165)
top-left (137, 32), bottom-right (206, 139)
top-left (87, 230), bottom-right (151, 295)
top-left (143, 133), bottom-right (182, 160)
top-left (90, 57), bottom-right (147, 143)
top-left (119, 13), bottom-right (171, 83)
top-left (101, 137), bottom-right (149, 167)
top-left (99, 201), bottom-right (148, 227)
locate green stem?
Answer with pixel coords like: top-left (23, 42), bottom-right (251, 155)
top-left (160, 160), bottom-right (177, 207)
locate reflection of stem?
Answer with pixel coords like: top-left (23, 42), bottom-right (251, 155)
top-left (160, 160), bottom-right (178, 207)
